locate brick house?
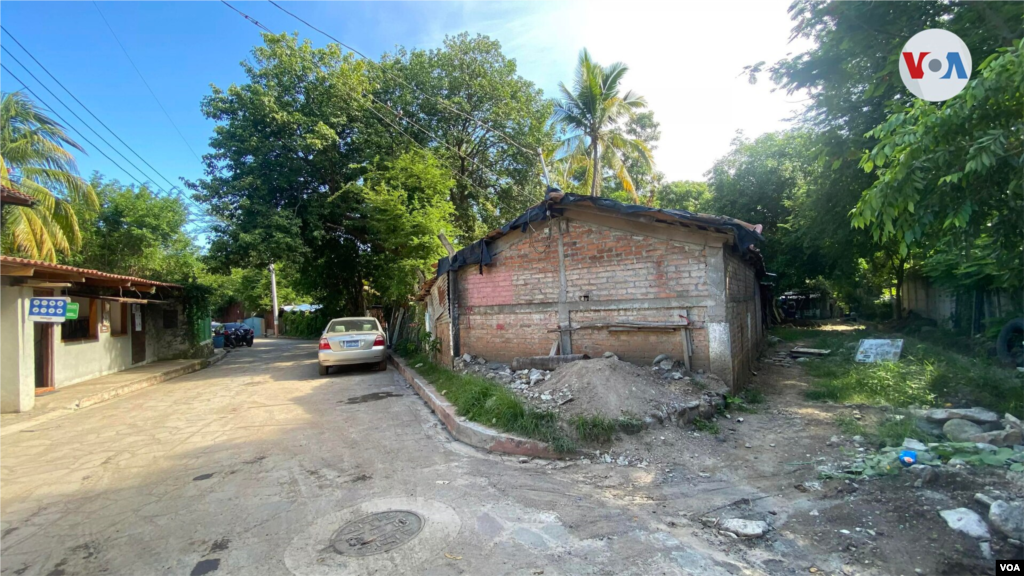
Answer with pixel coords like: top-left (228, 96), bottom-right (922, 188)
top-left (416, 190), bottom-right (768, 391)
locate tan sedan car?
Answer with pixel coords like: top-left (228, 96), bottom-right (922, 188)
top-left (317, 317), bottom-right (388, 375)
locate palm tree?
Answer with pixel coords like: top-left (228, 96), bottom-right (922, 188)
top-left (551, 49), bottom-right (652, 199)
top-left (1, 91), bottom-right (96, 262)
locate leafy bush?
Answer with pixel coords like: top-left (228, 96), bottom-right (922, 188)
top-left (693, 418), bottom-right (720, 435)
top-left (280, 311), bottom-right (329, 339)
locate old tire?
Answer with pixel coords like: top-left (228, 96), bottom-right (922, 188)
top-left (997, 318), bottom-right (1024, 367)
top-left (318, 364), bottom-right (329, 376)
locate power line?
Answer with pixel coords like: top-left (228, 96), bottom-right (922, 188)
top-left (92, 1), bottom-right (204, 163)
top-left (3, 64), bottom-right (151, 191)
top-left (1, 63), bottom-right (210, 229)
top-left (221, 2), bottom-right (514, 196)
top-left (266, 0), bottom-right (537, 156)
top-left (0, 48), bottom-right (174, 197)
top-left (220, 0), bottom-right (273, 33)
top-left (0, 26), bottom-right (186, 196)
top-left (365, 92), bottom-right (510, 186)
top-left (361, 99), bottom-right (498, 198)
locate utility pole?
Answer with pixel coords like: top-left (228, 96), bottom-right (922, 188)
top-left (268, 262), bottom-right (279, 336)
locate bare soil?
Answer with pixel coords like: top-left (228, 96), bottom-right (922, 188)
top-left (531, 357), bottom-right (727, 420)
top-left (548, 331), bottom-right (1024, 575)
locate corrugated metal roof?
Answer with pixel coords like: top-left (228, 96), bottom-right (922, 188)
top-left (0, 256), bottom-right (182, 288)
top-left (0, 184), bottom-right (36, 206)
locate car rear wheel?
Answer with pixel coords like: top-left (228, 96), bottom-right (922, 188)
top-left (377, 359), bottom-right (388, 371)
top-left (318, 364), bottom-right (329, 376)
top-left (246, 338), bottom-right (253, 347)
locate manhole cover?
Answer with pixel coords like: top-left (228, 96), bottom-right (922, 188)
top-left (330, 510), bottom-right (424, 557)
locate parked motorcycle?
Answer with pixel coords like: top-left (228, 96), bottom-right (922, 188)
top-left (218, 322), bottom-right (255, 349)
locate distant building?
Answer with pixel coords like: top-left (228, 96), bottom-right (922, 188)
top-left (415, 190), bottom-right (769, 391)
top-left (1, 256), bottom-right (206, 413)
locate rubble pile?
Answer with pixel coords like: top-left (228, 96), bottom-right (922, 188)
top-left (454, 352), bottom-right (728, 428)
top-left (912, 407), bottom-right (1023, 447)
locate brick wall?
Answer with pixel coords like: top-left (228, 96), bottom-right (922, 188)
top-left (725, 251), bottom-right (764, 388)
top-left (456, 217), bottom-right (718, 367)
top-left (561, 221), bottom-right (710, 301)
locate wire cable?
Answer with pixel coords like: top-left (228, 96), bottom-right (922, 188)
top-left (220, 0), bottom-right (273, 33)
top-left (1, 47), bottom-right (174, 197)
top-left (92, 2), bottom-right (204, 163)
top-left (266, 0), bottom-right (536, 156)
top-left (0, 26), bottom-right (188, 197)
top-left (3, 64), bottom-right (151, 191)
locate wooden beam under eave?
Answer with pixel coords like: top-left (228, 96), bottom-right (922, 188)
top-left (0, 265), bottom-right (35, 277)
top-left (82, 278), bottom-right (132, 287)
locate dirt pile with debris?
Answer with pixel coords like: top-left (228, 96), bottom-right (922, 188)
top-left (530, 357), bottom-right (728, 421)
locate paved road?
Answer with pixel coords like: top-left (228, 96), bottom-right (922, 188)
top-left (0, 339), bottom-right (747, 576)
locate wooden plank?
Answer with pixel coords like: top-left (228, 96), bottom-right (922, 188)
top-left (512, 354), bottom-right (589, 371)
top-left (790, 347), bottom-right (831, 357)
top-left (547, 321), bottom-right (691, 333)
top-left (548, 339), bottom-right (560, 356)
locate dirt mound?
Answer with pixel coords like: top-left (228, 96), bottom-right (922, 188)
top-left (532, 357), bottom-right (726, 420)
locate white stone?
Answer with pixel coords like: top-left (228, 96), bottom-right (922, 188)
top-left (925, 407), bottom-right (1000, 424)
top-left (902, 438), bottom-right (929, 452)
top-left (989, 500), bottom-right (1024, 541)
top-left (939, 508), bottom-right (990, 539)
top-left (718, 519), bottom-right (769, 538)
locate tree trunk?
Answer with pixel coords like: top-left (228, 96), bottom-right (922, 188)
top-left (893, 257), bottom-right (907, 321)
top-left (589, 134), bottom-right (601, 197)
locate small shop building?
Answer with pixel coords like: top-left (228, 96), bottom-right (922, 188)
top-left (1, 256), bottom-right (202, 413)
top-left (415, 190), bottom-right (769, 391)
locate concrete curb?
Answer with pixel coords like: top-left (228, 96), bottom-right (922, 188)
top-left (389, 352), bottom-right (559, 459)
top-left (0, 350), bottom-right (228, 437)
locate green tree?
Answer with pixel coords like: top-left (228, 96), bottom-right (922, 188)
top-left (854, 41), bottom-right (1024, 300)
top-left (654, 180), bottom-right (711, 213)
top-left (192, 34), bottom-right (454, 315)
top-left (66, 176), bottom-right (200, 282)
top-left (1, 91), bottom-right (97, 261)
top-left (551, 49), bottom-right (652, 199)
top-left (375, 33), bottom-right (553, 242)
top-left (603, 111), bottom-right (663, 206)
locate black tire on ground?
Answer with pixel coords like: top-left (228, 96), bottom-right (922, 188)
top-left (378, 359), bottom-right (388, 371)
top-left (318, 364), bottom-right (329, 376)
top-left (996, 318), bottom-right (1024, 366)
top-left (246, 339), bottom-right (253, 347)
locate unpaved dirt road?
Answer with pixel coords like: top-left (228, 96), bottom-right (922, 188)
top-left (1, 339), bottom-right (749, 576)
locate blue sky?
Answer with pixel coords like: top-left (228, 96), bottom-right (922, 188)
top-left (1, 1), bottom-right (810, 207)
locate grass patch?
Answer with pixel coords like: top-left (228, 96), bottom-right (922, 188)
top-left (833, 414), bottom-right (867, 437)
top-left (775, 326), bottom-right (1023, 415)
top-left (403, 353), bottom-right (575, 453)
top-left (571, 415), bottom-right (617, 444)
top-left (693, 418), bottom-right (720, 435)
top-left (726, 389), bottom-right (766, 413)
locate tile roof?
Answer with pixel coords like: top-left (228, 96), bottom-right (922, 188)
top-left (0, 184), bottom-right (36, 206)
top-left (0, 256), bottom-right (182, 288)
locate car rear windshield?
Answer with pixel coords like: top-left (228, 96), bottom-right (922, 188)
top-left (222, 323), bottom-right (242, 329)
top-left (326, 319), bottom-right (379, 334)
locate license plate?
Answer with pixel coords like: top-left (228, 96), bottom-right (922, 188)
top-left (344, 340), bottom-right (359, 349)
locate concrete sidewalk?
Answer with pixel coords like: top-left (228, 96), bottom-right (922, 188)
top-left (0, 350), bottom-right (226, 436)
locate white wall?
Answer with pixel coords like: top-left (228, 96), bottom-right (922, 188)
top-left (1, 283), bottom-right (36, 413)
top-left (54, 300), bottom-right (134, 388)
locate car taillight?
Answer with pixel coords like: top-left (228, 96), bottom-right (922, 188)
top-left (373, 335), bottom-right (385, 347)
top-left (319, 338), bottom-right (331, 350)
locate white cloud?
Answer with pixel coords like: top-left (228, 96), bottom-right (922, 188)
top-left (424, 0), bottom-right (813, 181)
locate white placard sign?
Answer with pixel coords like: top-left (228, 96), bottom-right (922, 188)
top-left (28, 296), bottom-right (69, 322)
top-left (855, 339), bottom-right (904, 363)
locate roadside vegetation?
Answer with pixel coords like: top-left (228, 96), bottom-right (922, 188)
top-left (771, 325), bottom-right (1023, 445)
top-left (397, 343), bottom-right (652, 452)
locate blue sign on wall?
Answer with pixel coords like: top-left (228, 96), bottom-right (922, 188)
top-left (28, 297), bottom-right (69, 322)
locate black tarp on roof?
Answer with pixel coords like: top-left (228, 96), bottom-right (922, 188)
top-left (436, 192), bottom-right (765, 277)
